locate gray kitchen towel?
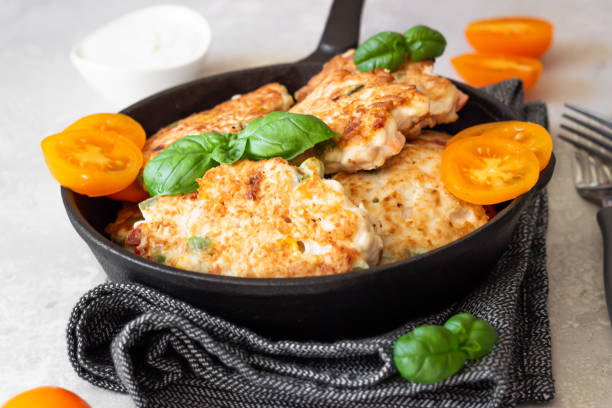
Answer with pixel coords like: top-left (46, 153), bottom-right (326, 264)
top-left (67, 79), bottom-right (554, 408)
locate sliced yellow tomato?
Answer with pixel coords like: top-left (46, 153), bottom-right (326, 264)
top-left (65, 113), bottom-right (146, 149)
top-left (107, 179), bottom-right (150, 202)
top-left (441, 136), bottom-right (540, 205)
top-left (2, 386), bottom-right (90, 408)
top-left (41, 129), bottom-right (143, 196)
top-left (466, 17), bottom-right (553, 58)
top-left (451, 53), bottom-right (542, 91)
top-left (448, 121), bottom-right (552, 170)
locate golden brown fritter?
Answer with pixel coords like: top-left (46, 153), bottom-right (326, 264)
top-left (291, 50), bottom-right (467, 173)
top-left (290, 68), bottom-right (430, 173)
top-left (105, 203), bottom-right (143, 247)
top-left (333, 131), bottom-right (488, 264)
top-left (142, 82), bottom-right (294, 166)
top-left (295, 50), bottom-right (468, 124)
top-left (128, 158), bottom-right (382, 277)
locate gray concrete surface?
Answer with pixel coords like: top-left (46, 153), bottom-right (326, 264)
top-left (1, 0), bottom-right (611, 406)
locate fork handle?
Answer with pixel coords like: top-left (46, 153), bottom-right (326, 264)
top-left (596, 206), bottom-right (612, 323)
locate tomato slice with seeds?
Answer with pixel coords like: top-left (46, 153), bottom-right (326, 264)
top-left (41, 129), bottom-right (143, 196)
top-left (451, 53), bottom-right (542, 91)
top-left (441, 136), bottom-right (540, 205)
top-left (466, 17), bottom-right (553, 58)
top-left (448, 121), bottom-right (552, 170)
top-left (64, 113), bottom-right (146, 149)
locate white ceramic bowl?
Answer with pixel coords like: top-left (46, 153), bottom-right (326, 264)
top-left (71, 5), bottom-right (212, 106)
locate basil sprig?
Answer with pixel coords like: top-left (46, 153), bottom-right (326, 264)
top-left (143, 112), bottom-right (341, 197)
top-left (404, 25), bottom-right (447, 62)
top-left (393, 313), bottom-right (497, 384)
top-left (354, 25), bottom-right (447, 72)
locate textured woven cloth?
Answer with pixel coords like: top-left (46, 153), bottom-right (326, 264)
top-left (67, 79), bottom-right (554, 408)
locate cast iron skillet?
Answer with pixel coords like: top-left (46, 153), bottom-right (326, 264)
top-left (62, 0), bottom-right (555, 340)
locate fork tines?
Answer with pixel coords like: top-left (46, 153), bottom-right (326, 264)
top-left (560, 104), bottom-right (612, 163)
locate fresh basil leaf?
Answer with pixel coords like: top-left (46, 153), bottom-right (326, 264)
top-left (240, 111), bottom-right (341, 160)
top-left (354, 31), bottom-right (408, 73)
top-left (143, 133), bottom-right (229, 196)
top-left (393, 325), bottom-right (467, 384)
top-left (212, 136), bottom-right (247, 164)
top-left (404, 25), bottom-right (446, 62)
top-left (443, 313), bottom-right (498, 360)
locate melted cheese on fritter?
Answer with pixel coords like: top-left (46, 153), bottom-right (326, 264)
top-left (333, 131), bottom-right (488, 264)
top-left (132, 158), bottom-right (382, 277)
top-left (142, 82), bottom-right (294, 166)
top-left (290, 69), bottom-right (430, 173)
top-left (295, 50), bottom-right (467, 127)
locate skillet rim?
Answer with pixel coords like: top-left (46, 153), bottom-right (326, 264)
top-left (61, 61), bottom-right (555, 293)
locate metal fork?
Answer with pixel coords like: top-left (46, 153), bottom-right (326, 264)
top-left (560, 103), bottom-right (612, 323)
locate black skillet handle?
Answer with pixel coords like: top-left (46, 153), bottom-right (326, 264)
top-left (300, 0), bottom-right (365, 64)
top-left (596, 206), bottom-right (612, 323)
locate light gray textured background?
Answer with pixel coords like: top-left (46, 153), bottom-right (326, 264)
top-left (1, 0), bottom-right (611, 406)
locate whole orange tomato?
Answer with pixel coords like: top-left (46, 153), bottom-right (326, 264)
top-left (2, 386), bottom-right (90, 408)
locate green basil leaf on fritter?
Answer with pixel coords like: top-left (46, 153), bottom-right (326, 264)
top-left (212, 136), bottom-right (247, 164)
top-left (354, 31), bottom-right (408, 73)
top-left (240, 111), bottom-right (341, 160)
top-left (143, 132), bottom-right (229, 196)
top-left (404, 25), bottom-right (446, 62)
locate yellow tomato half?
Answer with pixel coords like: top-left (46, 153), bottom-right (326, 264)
top-left (2, 386), bottom-right (90, 408)
top-left (448, 121), bottom-right (553, 170)
top-left (41, 129), bottom-right (143, 196)
top-left (65, 113), bottom-right (146, 149)
top-left (465, 17), bottom-right (554, 58)
top-left (451, 53), bottom-right (542, 91)
top-left (442, 136), bottom-right (540, 205)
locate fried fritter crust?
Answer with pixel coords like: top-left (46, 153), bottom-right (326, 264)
top-left (105, 203), bottom-right (143, 247)
top-left (142, 83), bottom-right (294, 166)
top-left (333, 131), bottom-right (488, 264)
top-left (295, 50), bottom-right (467, 125)
top-left (131, 158), bottom-right (382, 277)
top-left (290, 68), bottom-right (431, 173)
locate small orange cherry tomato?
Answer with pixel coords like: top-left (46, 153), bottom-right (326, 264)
top-left (442, 136), bottom-right (540, 205)
top-left (2, 386), bottom-right (90, 408)
top-left (65, 113), bottom-right (146, 149)
top-left (448, 121), bottom-right (553, 170)
top-left (466, 17), bottom-right (553, 58)
top-left (107, 178), bottom-right (150, 202)
top-left (451, 53), bottom-right (542, 91)
top-left (41, 129), bottom-right (143, 196)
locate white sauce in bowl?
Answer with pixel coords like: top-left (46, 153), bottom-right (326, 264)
top-left (75, 5), bottom-right (211, 70)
